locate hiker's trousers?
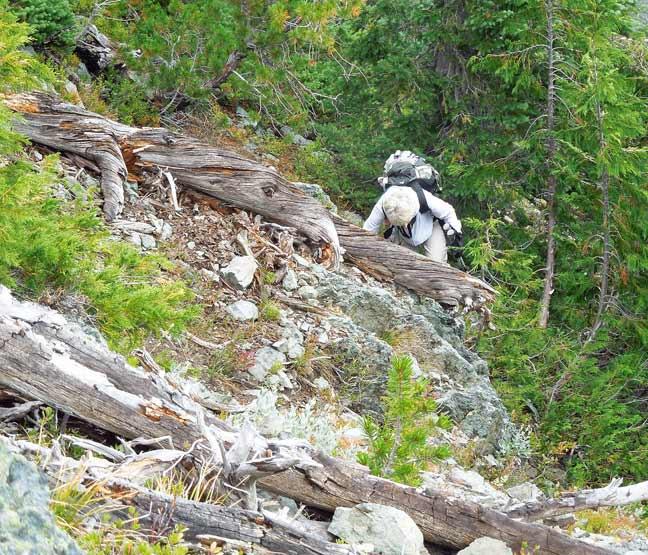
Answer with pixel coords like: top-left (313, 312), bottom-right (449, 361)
top-left (390, 220), bottom-right (447, 264)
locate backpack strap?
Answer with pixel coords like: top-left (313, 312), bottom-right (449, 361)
top-left (408, 180), bottom-right (430, 214)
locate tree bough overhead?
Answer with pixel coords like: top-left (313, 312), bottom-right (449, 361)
top-left (0, 286), bottom-right (616, 555)
top-left (3, 92), bottom-right (494, 308)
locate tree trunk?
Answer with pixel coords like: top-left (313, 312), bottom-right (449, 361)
top-left (589, 96), bottom-right (611, 340)
top-left (0, 286), bottom-right (612, 555)
top-left (208, 50), bottom-right (245, 90)
top-left (539, 0), bottom-right (558, 329)
top-left (4, 92), bottom-right (494, 308)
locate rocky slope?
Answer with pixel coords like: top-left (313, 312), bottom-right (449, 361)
top-left (2, 124), bottom-right (646, 555)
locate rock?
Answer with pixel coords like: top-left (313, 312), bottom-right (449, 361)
top-left (457, 537), bottom-right (512, 555)
top-left (221, 256), bottom-right (257, 290)
top-left (75, 25), bottom-right (116, 74)
top-left (298, 285), bottom-right (318, 300)
top-left (63, 80), bottom-right (80, 102)
top-left (128, 232), bottom-right (142, 247)
top-left (139, 233), bottom-right (156, 250)
top-left (420, 468), bottom-right (509, 510)
top-left (248, 347), bottom-right (286, 381)
top-left (200, 268), bottom-right (219, 282)
top-left (226, 300), bottom-right (259, 321)
top-left (408, 354), bottom-right (423, 379)
top-left (75, 62), bottom-right (92, 82)
top-left (314, 377), bottom-right (331, 390)
top-left (148, 214), bottom-right (173, 241)
top-left (282, 269), bottom-right (299, 291)
top-left (315, 268), bottom-right (516, 453)
top-left (273, 321), bottom-right (304, 359)
top-left (328, 503), bottom-right (425, 555)
top-left (280, 125), bottom-right (311, 146)
top-left (266, 369), bottom-right (293, 390)
top-left (292, 182), bottom-right (337, 213)
top-left (338, 209), bottom-right (364, 227)
top-left (236, 106), bottom-right (258, 128)
top-left (0, 439), bottom-right (83, 555)
top-left (571, 527), bottom-right (648, 554)
top-left (112, 220), bottom-right (156, 235)
top-left (506, 482), bottom-right (545, 503)
top-left (449, 467), bottom-right (486, 490)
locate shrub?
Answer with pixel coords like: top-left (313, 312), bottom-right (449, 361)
top-left (12, 0), bottom-right (76, 48)
top-left (0, 157), bottom-right (198, 353)
top-left (260, 299), bottom-right (281, 321)
top-left (357, 355), bottom-right (452, 486)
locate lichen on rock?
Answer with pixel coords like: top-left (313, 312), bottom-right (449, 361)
top-left (0, 439), bottom-right (83, 555)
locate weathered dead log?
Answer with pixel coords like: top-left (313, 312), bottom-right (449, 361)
top-left (333, 215), bottom-right (493, 307)
top-left (0, 286), bottom-right (612, 555)
top-left (0, 400), bottom-right (42, 422)
top-left (7, 438), bottom-right (352, 555)
top-left (4, 92), bottom-right (495, 307)
top-left (505, 478), bottom-right (648, 522)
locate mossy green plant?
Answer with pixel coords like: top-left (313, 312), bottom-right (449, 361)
top-left (0, 156), bottom-right (198, 353)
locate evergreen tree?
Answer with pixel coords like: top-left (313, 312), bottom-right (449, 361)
top-left (357, 355), bottom-right (451, 486)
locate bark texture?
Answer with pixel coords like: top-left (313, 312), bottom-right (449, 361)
top-left (0, 286), bottom-right (612, 555)
top-left (506, 478), bottom-right (648, 522)
top-left (4, 92), bottom-right (494, 307)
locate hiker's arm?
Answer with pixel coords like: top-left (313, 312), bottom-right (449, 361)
top-left (363, 198), bottom-right (386, 234)
top-left (427, 196), bottom-right (462, 234)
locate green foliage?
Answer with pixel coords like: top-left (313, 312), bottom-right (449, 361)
top-left (312, 0), bottom-right (648, 485)
top-left (93, 0), bottom-right (362, 127)
top-left (11, 0), bottom-right (76, 48)
top-left (357, 355), bottom-right (451, 486)
top-left (0, 4), bottom-right (55, 155)
top-left (260, 299), bottom-right (281, 321)
top-left (0, 157), bottom-right (198, 352)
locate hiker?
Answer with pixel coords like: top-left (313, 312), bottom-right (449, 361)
top-left (363, 150), bottom-right (462, 264)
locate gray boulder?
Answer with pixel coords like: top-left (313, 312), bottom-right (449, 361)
top-left (315, 268), bottom-right (515, 453)
top-left (298, 285), bottom-right (318, 300)
top-left (221, 256), bottom-right (257, 290)
top-left (226, 300), bottom-right (259, 321)
top-left (0, 440), bottom-right (83, 555)
top-left (328, 502), bottom-right (425, 555)
top-left (458, 537), bottom-right (512, 555)
top-left (280, 126), bottom-right (311, 147)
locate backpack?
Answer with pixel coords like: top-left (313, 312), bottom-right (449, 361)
top-left (381, 152), bottom-right (441, 216)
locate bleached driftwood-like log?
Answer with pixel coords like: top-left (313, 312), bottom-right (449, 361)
top-left (506, 478), bottom-right (648, 522)
top-left (0, 400), bottom-right (42, 422)
top-left (7, 438), bottom-right (352, 555)
top-left (0, 286), bottom-right (612, 555)
top-left (4, 92), bottom-right (495, 307)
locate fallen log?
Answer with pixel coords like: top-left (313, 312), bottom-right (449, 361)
top-left (505, 478), bottom-right (648, 522)
top-left (0, 286), bottom-right (612, 554)
top-left (7, 438), bottom-right (352, 555)
top-left (4, 92), bottom-right (494, 307)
